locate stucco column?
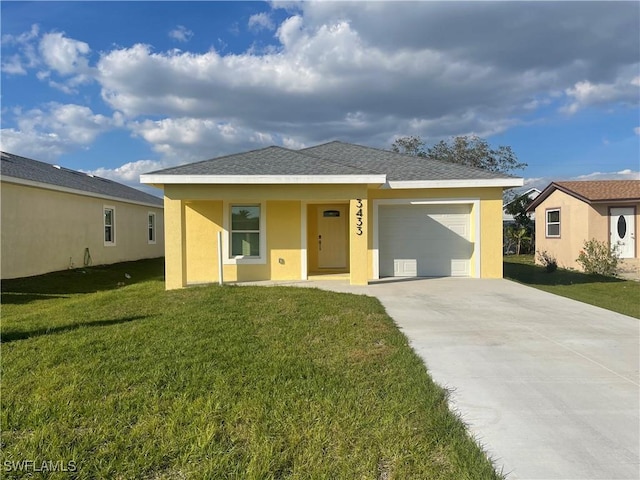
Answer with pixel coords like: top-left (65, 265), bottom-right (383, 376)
top-left (480, 195), bottom-right (503, 278)
top-left (164, 196), bottom-right (187, 289)
top-left (349, 196), bottom-right (369, 285)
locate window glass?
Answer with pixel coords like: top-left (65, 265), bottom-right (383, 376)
top-left (231, 205), bottom-right (260, 257)
top-left (231, 206), bottom-right (260, 230)
top-left (148, 213), bottom-right (155, 242)
top-left (104, 208), bottom-right (114, 243)
top-left (546, 209), bottom-right (560, 237)
top-left (232, 232), bottom-right (260, 256)
top-left (547, 224), bottom-right (560, 236)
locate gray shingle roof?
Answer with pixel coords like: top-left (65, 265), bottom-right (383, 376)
top-left (150, 146), bottom-right (373, 176)
top-left (302, 141), bottom-right (516, 181)
top-left (145, 141), bottom-right (518, 182)
top-left (1, 151), bottom-right (163, 206)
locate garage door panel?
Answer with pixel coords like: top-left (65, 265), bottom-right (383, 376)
top-left (379, 204), bottom-right (472, 277)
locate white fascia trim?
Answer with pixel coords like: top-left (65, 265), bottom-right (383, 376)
top-left (2, 175), bottom-right (164, 209)
top-left (372, 198), bottom-right (481, 279)
top-left (140, 174), bottom-right (386, 185)
top-left (384, 178), bottom-right (524, 189)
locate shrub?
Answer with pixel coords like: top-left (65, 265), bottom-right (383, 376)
top-left (576, 239), bottom-right (620, 277)
top-left (536, 250), bottom-right (557, 273)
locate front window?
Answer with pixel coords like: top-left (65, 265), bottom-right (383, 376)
top-left (148, 212), bottom-right (156, 244)
top-left (104, 207), bottom-right (115, 245)
top-left (546, 209), bottom-right (560, 238)
top-left (231, 205), bottom-right (260, 257)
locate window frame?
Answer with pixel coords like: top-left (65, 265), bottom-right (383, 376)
top-left (148, 212), bottom-right (156, 244)
top-left (223, 201), bottom-right (266, 265)
top-left (104, 205), bottom-right (116, 246)
top-left (545, 208), bottom-right (561, 238)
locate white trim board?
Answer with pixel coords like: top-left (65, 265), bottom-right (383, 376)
top-left (372, 198), bottom-right (481, 279)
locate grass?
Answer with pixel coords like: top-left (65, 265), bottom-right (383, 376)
top-left (504, 255), bottom-right (640, 319)
top-left (1, 259), bottom-right (501, 479)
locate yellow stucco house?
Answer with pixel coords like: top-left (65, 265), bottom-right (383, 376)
top-left (1, 152), bottom-right (165, 279)
top-left (141, 141), bottom-right (523, 289)
top-left (527, 180), bottom-right (640, 271)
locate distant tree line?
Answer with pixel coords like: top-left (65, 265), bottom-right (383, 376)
top-left (391, 134), bottom-right (527, 175)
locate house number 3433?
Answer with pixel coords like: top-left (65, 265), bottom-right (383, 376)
top-left (355, 199), bottom-right (364, 236)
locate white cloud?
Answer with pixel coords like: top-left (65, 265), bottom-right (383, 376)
top-left (129, 117), bottom-right (280, 161)
top-left (0, 103), bottom-right (119, 159)
top-left (3, 4), bottom-right (640, 168)
top-left (573, 169), bottom-right (639, 181)
top-left (561, 70), bottom-right (640, 114)
top-left (1, 55), bottom-right (27, 75)
top-left (1, 24), bottom-right (40, 74)
top-left (39, 32), bottom-right (91, 76)
top-left (248, 12), bottom-right (275, 32)
top-left (168, 25), bottom-right (193, 43)
top-left (85, 159), bottom-right (166, 183)
top-left (634, 127), bottom-right (640, 136)
top-left (1, 24), bottom-right (39, 45)
top-left (0, 128), bottom-right (70, 161)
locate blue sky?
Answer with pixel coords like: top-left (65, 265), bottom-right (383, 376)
top-left (2, 1), bottom-right (638, 195)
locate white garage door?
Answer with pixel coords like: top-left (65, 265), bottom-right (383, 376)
top-left (378, 204), bottom-right (473, 277)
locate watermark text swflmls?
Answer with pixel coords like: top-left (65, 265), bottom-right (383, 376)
top-left (4, 459), bottom-right (77, 472)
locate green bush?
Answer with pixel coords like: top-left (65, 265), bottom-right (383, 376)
top-left (536, 250), bottom-right (557, 273)
top-left (576, 239), bottom-right (620, 277)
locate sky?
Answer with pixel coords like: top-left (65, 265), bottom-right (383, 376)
top-left (1, 1), bottom-right (639, 196)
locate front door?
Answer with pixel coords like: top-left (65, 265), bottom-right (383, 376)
top-left (610, 207), bottom-right (635, 258)
top-left (317, 205), bottom-right (347, 268)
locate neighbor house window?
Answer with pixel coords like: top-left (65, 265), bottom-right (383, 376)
top-left (231, 205), bottom-right (261, 257)
top-left (546, 208), bottom-right (560, 238)
top-left (148, 212), bottom-right (156, 244)
top-left (104, 206), bottom-right (115, 245)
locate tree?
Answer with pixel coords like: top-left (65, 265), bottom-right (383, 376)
top-left (505, 226), bottom-right (531, 256)
top-left (392, 135), bottom-right (527, 175)
top-left (391, 136), bottom-right (426, 157)
top-left (504, 193), bottom-right (534, 232)
top-left (504, 192), bottom-right (536, 254)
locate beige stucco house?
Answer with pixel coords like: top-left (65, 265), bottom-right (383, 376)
top-left (141, 141), bottom-right (523, 290)
top-left (1, 151), bottom-right (164, 279)
top-left (527, 180), bottom-right (640, 271)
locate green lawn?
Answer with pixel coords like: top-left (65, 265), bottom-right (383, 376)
top-left (504, 255), bottom-right (640, 319)
top-left (1, 259), bottom-right (501, 479)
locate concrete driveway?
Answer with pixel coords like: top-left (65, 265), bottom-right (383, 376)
top-left (300, 278), bottom-right (640, 480)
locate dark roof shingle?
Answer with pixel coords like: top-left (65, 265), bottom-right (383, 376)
top-left (146, 140), bottom-right (519, 182)
top-left (302, 141), bottom-right (516, 181)
top-left (1, 151), bottom-right (163, 206)
top-left (151, 146), bottom-right (374, 176)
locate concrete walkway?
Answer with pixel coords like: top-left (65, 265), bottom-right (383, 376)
top-left (251, 277), bottom-right (640, 479)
